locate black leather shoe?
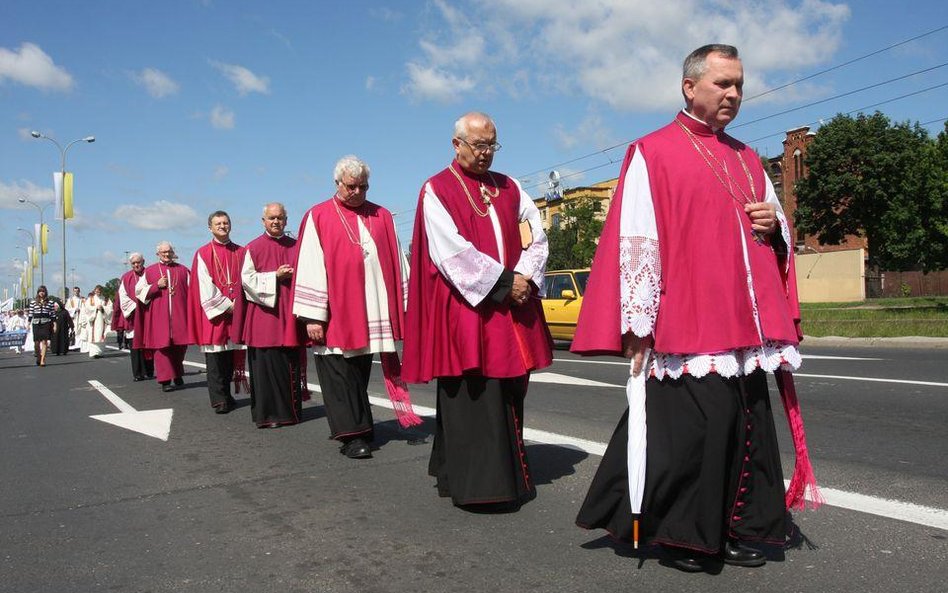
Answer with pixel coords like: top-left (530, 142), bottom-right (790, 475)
top-left (161, 384), bottom-right (173, 393)
top-left (133, 376), bottom-right (145, 382)
top-left (722, 541), bottom-right (766, 567)
top-left (669, 556), bottom-right (705, 573)
top-left (341, 438), bottom-right (372, 459)
top-left (215, 404), bottom-right (231, 414)
top-left (173, 377), bottom-right (184, 386)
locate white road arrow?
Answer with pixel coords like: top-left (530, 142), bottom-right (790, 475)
top-left (87, 380), bottom-right (173, 441)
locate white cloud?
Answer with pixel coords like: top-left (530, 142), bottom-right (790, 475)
top-left (17, 127), bottom-right (33, 140)
top-left (404, 0), bottom-right (850, 111)
top-left (0, 42), bottom-right (74, 92)
top-left (131, 67), bottom-right (180, 98)
top-left (401, 0), bottom-right (486, 102)
top-left (365, 75), bottom-right (376, 91)
top-left (553, 112), bottom-right (616, 151)
top-left (113, 200), bottom-right (201, 231)
top-left (213, 165), bottom-right (229, 180)
top-left (210, 105), bottom-right (235, 130)
top-left (211, 61), bottom-right (271, 95)
top-left (70, 208), bottom-right (112, 232)
top-left (403, 63), bottom-right (475, 103)
top-left (0, 179), bottom-right (55, 210)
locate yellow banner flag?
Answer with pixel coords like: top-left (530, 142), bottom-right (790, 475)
top-left (40, 223), bottom-right (49, 254)
top-left (30, 246), bottom-right (38, 269)
top-left (64, 172), bottom-right (75, 219)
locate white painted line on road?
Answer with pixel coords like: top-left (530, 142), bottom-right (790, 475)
top-left (531, 372), bottom-right (623, 388)
top-left (87, 380), bottom-right (174, 441)
top-left (793, 373), bottom-right (948, 388)
top-left (180, 356), bottom-right (947, 530)
top-left (810, 486), bottom-right (948, 532)
top-left (800, 355), bottom-right (883, 361)
top-left (551, 354), bottom-right (884, 367)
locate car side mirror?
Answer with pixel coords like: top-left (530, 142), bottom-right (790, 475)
top-left (561, 289), bottom-right (576, 300)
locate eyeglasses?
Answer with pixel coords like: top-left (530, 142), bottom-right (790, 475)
top-left (339, 181), bottom-right (369, 192)
top-left (458, 138), bottom-right (502, 154)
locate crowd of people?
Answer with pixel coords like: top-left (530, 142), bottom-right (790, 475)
top-left (12, 45), bottom-right (820, 573)
top-left (7, 283), bottom-right (114, 364)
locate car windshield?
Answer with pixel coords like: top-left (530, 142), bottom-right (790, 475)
top-left (574, 271), bottom-right (589, 295)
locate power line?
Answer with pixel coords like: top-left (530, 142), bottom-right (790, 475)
top-left (731, 62), bottom-right (947, 129)
top-left (515, 26), bottom-right (948, 182)
top-left (743, 24), bottom-right (948, 102)
top-left (745, 81), bottom-right (948, 144)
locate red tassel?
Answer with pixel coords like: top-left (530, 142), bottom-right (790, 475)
top-left (231, 349), bottom-right (250, 394)
top-left (380, 352), bottom-right (422, 428)
top-left (775, 369), bottom-right (824, 510)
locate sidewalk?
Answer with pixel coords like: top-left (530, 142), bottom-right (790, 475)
top-left (802, 335), bottom-right (948, 349)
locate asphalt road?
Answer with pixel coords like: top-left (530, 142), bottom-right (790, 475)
top-left (1, 341), bottom-right (946, 593)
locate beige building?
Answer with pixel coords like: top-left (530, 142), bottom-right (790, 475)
top-left (533, 178), bottom-right (617, 230)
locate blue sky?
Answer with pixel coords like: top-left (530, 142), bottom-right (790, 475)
top-left (1, 0), bottom-right (945, 298)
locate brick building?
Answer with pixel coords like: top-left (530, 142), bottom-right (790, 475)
top-left (778, 125), bottom-right (867, 253)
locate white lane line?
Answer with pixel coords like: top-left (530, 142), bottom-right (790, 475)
top-left (793, 373), bottom-right (948, 388)
top-left (813, 487), bottom-right (948, 532)
top-left (800, 355), bottom-right (882, 361)
top-left (179, 356), bottom-right (947, 530)
top-left (551, 354), bottom-right (883, 367)
top-left (531, 372), bottom-right (623, 388)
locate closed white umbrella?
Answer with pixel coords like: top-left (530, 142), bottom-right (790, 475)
top-left (626, 348), bottom-right (650, 548)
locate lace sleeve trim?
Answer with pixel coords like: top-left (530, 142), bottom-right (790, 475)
top-left (440, 246), bottom-right (504, 307)
top-left (620, 236), bottom-right (661, 338)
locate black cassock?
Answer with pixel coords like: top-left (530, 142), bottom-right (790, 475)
top-left (248, 346), bottom-right (304, 427)
top-left (51, 309), bottom-right (73, 355)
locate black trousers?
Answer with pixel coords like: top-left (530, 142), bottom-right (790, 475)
top-left (248, 347), bottom-right (303, 427)
top-left (576, 370), bottom-right (786, 554)
top-left (312, 354), bottom-right (374, 441)
top-left (205, 350), bottom-right (237, 409)
top-left (130, 347), bottom-right (154, 380)
top-left (429, 375), bottom-right (535, 507)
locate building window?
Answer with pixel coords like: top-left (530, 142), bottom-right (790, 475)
top-left (552, 213), bottom-right (561, 228)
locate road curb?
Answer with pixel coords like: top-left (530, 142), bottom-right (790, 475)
top-left (802, 335), bottom-right (948, 349)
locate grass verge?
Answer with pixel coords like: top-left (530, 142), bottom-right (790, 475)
top-left (800, 297), bottom-right (948, 337)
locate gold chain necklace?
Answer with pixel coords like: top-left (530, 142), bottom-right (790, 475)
top-left (480, 172), bottom-right (501, 203)
top-left (334, 197), bottom-right (371, 258)
top-left (449, 164), bottom-right (493, 217)
top-left (676, 120), bottom-right (765, 244)
top-left (210, 241), bottom-right (236, 297)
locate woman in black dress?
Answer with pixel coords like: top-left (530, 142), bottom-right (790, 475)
top-left (28, 285), bottom-right (56, 366)
top-left (51, 301), bottom-right (73, 356)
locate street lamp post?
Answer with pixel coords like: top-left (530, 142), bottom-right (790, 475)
top-left (16, 227), bottom-right (38, 289)
top-left (13, 247), bottom-right (33, 292)
top-left (18, 196), bottom-right (51, 285)
top-left (30, 131), bottom-right (95, 300)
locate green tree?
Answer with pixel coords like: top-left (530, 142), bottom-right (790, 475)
top-left (102, 277), bottom-right (120, 301)
top-left (546, 197), bottom-right (604, 269)
top-left (794, 112), bottom-right (946, 271)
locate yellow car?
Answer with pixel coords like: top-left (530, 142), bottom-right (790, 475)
top-left (541, 269), bottom-right (590, 340)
